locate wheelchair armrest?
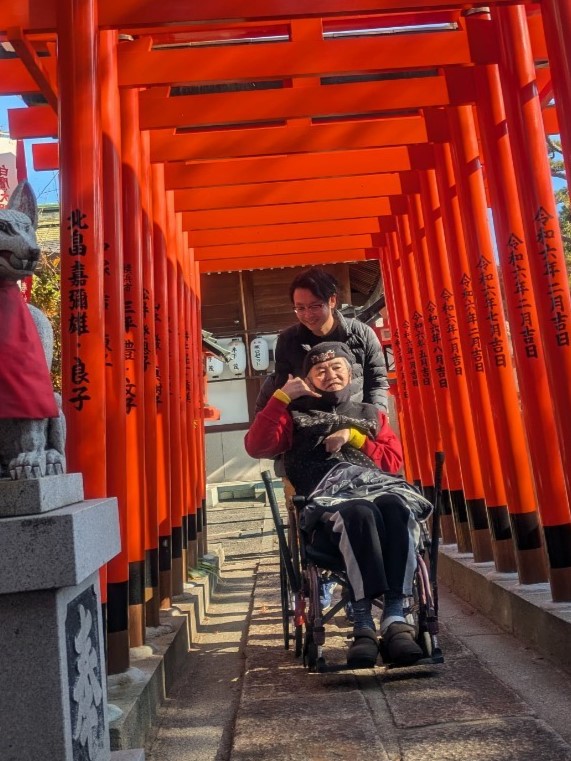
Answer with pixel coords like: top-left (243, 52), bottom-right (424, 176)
top-left (291, 495), bottom-right (308, 510)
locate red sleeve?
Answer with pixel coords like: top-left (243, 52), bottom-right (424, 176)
top-left (244, 395), bottom-right (294, 459)
top-left (360, 411), bottom-right (403, 474)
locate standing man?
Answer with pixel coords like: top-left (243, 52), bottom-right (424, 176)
top-left (255, 267), bottom-right (389, 413)
top-left (255, 267), bottom-right (391, 615)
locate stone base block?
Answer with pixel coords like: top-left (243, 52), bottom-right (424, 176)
top-left (111, 751), bottom-right (145, 760)
top-left (109, 549), bottom-right (223, 751)
top-left (0, 497), bottom-right (120, 593)
top-left (205, 485), bottom-right (219, 508)
top-left (0, 573), bottom-right (110, 761)
top-left (439, 544), bottom-right (571, 669)
top-left (0, 472), bottom-right (84, 517)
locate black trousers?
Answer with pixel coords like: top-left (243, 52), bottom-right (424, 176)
top-left (309, 494), bottom-right (419, 602)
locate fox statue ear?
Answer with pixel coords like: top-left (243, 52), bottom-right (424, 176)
top-left (6, 181), bottom-right (39, 230)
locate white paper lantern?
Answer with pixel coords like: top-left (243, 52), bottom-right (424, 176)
top-left (206, 355), bottom-right (224, 380)
top-left (250, 336), bottom-right (270, 371)
top-left (228, 338), bottom-right (247, 376)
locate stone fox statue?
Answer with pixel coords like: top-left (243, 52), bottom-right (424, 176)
top-left (0, 181), bottom-right (66, 479)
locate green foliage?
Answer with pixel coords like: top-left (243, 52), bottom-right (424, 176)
top-left (30, 254), bottom-right (62, 392)
top-left (549, 137), bottom-right (571, 291)
top-left (555, 186), bottom-right (571, 291)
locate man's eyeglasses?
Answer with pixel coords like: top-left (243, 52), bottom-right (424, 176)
top-left (293, 303), bottom-right (327, 315)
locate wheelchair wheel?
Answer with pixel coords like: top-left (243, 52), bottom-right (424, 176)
top-left (303, 628), bottom-right (319, 671)
top-left (403, 588), bottom-right (420, 635)
top-left (288, 516), bottom-right (304, 656)
top-left (402, 563), bottom-right (433, 655)
top-left (422, 630), bottom-right (433, 657)
top-left (279, 552), bottom-right (303, 656)
top-left (263, 470), bottom-right (303, 656)
top-left (412, 553), bottom-right (437, 658)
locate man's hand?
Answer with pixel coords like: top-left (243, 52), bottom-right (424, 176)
top-left (281, 374), bottom-right (321, 401)
top-left (323, 428), bottom-right (351, 453)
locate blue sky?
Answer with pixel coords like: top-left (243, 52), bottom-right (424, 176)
top-left (0, 95), bottom-right (59, 204)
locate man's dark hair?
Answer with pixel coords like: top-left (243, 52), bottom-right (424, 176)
top-left (288, 267), bottom-right (339, 303)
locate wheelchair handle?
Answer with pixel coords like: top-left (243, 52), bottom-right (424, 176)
top-left (433, 450), bottom-right (445, 496)
top-left (430, 451), bottom-right (445, 614)
top-left (261, 470), bottom-right (301, 594)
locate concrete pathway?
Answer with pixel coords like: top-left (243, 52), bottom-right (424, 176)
top-left (146, 496), bottom-right (571, 761)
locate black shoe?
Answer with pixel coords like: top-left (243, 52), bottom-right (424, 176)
top-left (347, 628), bottom-right (379, 669)
top-left (381, 622), bottom-right (423, 666)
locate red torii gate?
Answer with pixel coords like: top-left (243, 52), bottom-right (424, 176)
top-left (1, 0), bottom-right (571, 676)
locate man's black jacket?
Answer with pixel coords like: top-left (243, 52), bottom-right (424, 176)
top-left (255, 311), bottom-right (389, 414)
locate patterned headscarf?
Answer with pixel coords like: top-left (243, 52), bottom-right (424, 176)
top-left (302, 341), bottom-right (354, 377)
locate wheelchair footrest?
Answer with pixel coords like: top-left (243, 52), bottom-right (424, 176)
top-left (384, 652), bottom-right (444, 669)
top-left (312, 661), bottom-right (355, 673)
top-left (307, 651), bottom-right (445, 673)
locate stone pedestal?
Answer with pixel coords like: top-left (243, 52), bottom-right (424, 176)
top-left (0, 472), bottom-right (84, 516)
top-left (0, 475), bottom-right (144, 761)
top-left (2, 571), bottom-right (110, 760)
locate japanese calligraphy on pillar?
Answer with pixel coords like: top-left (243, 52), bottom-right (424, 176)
top-left (155, 366), bottom-right (163, 406)
top-left (440, 289), bottom-right (464, 376)
top-left (506, 233), bottom-right (538, 359)
top-left (476, 255), bottom-right (507, 369)
top-left (103, 256), bottom-right (112, 368)
top-left (185, 330), bottom-right (192, 403)
top-left (392, 328), bottom-right (409, 400)
top-left (69, 356), bottom-right (91, 411)
top-left (67, 209), bottom-right (92, 411)
top-left (125, 379), bottom-right (136, 413)
top-left (155, 303), bottom-right (163, 406)
top-left (167, 305), bottom-right (175, 401)
top-left (154, 305), bottom-right (162, 352)
top-left (535, 207), bottom-right (570, 348)
top-left (412, 311), bottom-right (431, 386)
top-left (402, 320), bottom-right (418, 387)
top-left (143, 288), bottom-right (151, 372)
top-left (459, 273), bottom-right (485, 372)
top-left (124, 340), bottom-right (135, 361)
top-left (0, 164), bottom-right (11, 207)
top-left (426, 301), bottom-right (447, 388)
top-left (124, 262), bottom-right (137, 413)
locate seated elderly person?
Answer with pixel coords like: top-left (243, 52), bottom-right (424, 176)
top-left (245, 342), bottom-right (427, 668)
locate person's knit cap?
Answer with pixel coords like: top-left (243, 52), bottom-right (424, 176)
top-left (302, 341), bottom-right (354, 376)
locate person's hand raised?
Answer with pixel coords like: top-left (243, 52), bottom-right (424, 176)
top-left (281, 374), bottom-right (321, 401)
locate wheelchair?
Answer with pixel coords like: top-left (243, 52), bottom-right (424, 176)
top-left (262, 455), bottom-right (445, 673)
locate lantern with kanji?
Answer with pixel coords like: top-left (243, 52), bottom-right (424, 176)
top-left (206, 355), bottom-right (224, 380)
top-left (250, 336), bottom-right (270, 372)
top-left (228, 338), bottom-right (247, 376)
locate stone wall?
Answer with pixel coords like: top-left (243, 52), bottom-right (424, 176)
top-left (206, 429), bottom-right (274, 483)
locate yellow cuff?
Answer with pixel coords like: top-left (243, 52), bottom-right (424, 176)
top-left (348, 428), bottom-right (366, 449)
top-left (273, 389), bottom-right (291, 405)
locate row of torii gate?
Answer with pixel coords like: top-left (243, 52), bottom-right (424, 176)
top-left (2, 0), bottom-right (571, 675)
